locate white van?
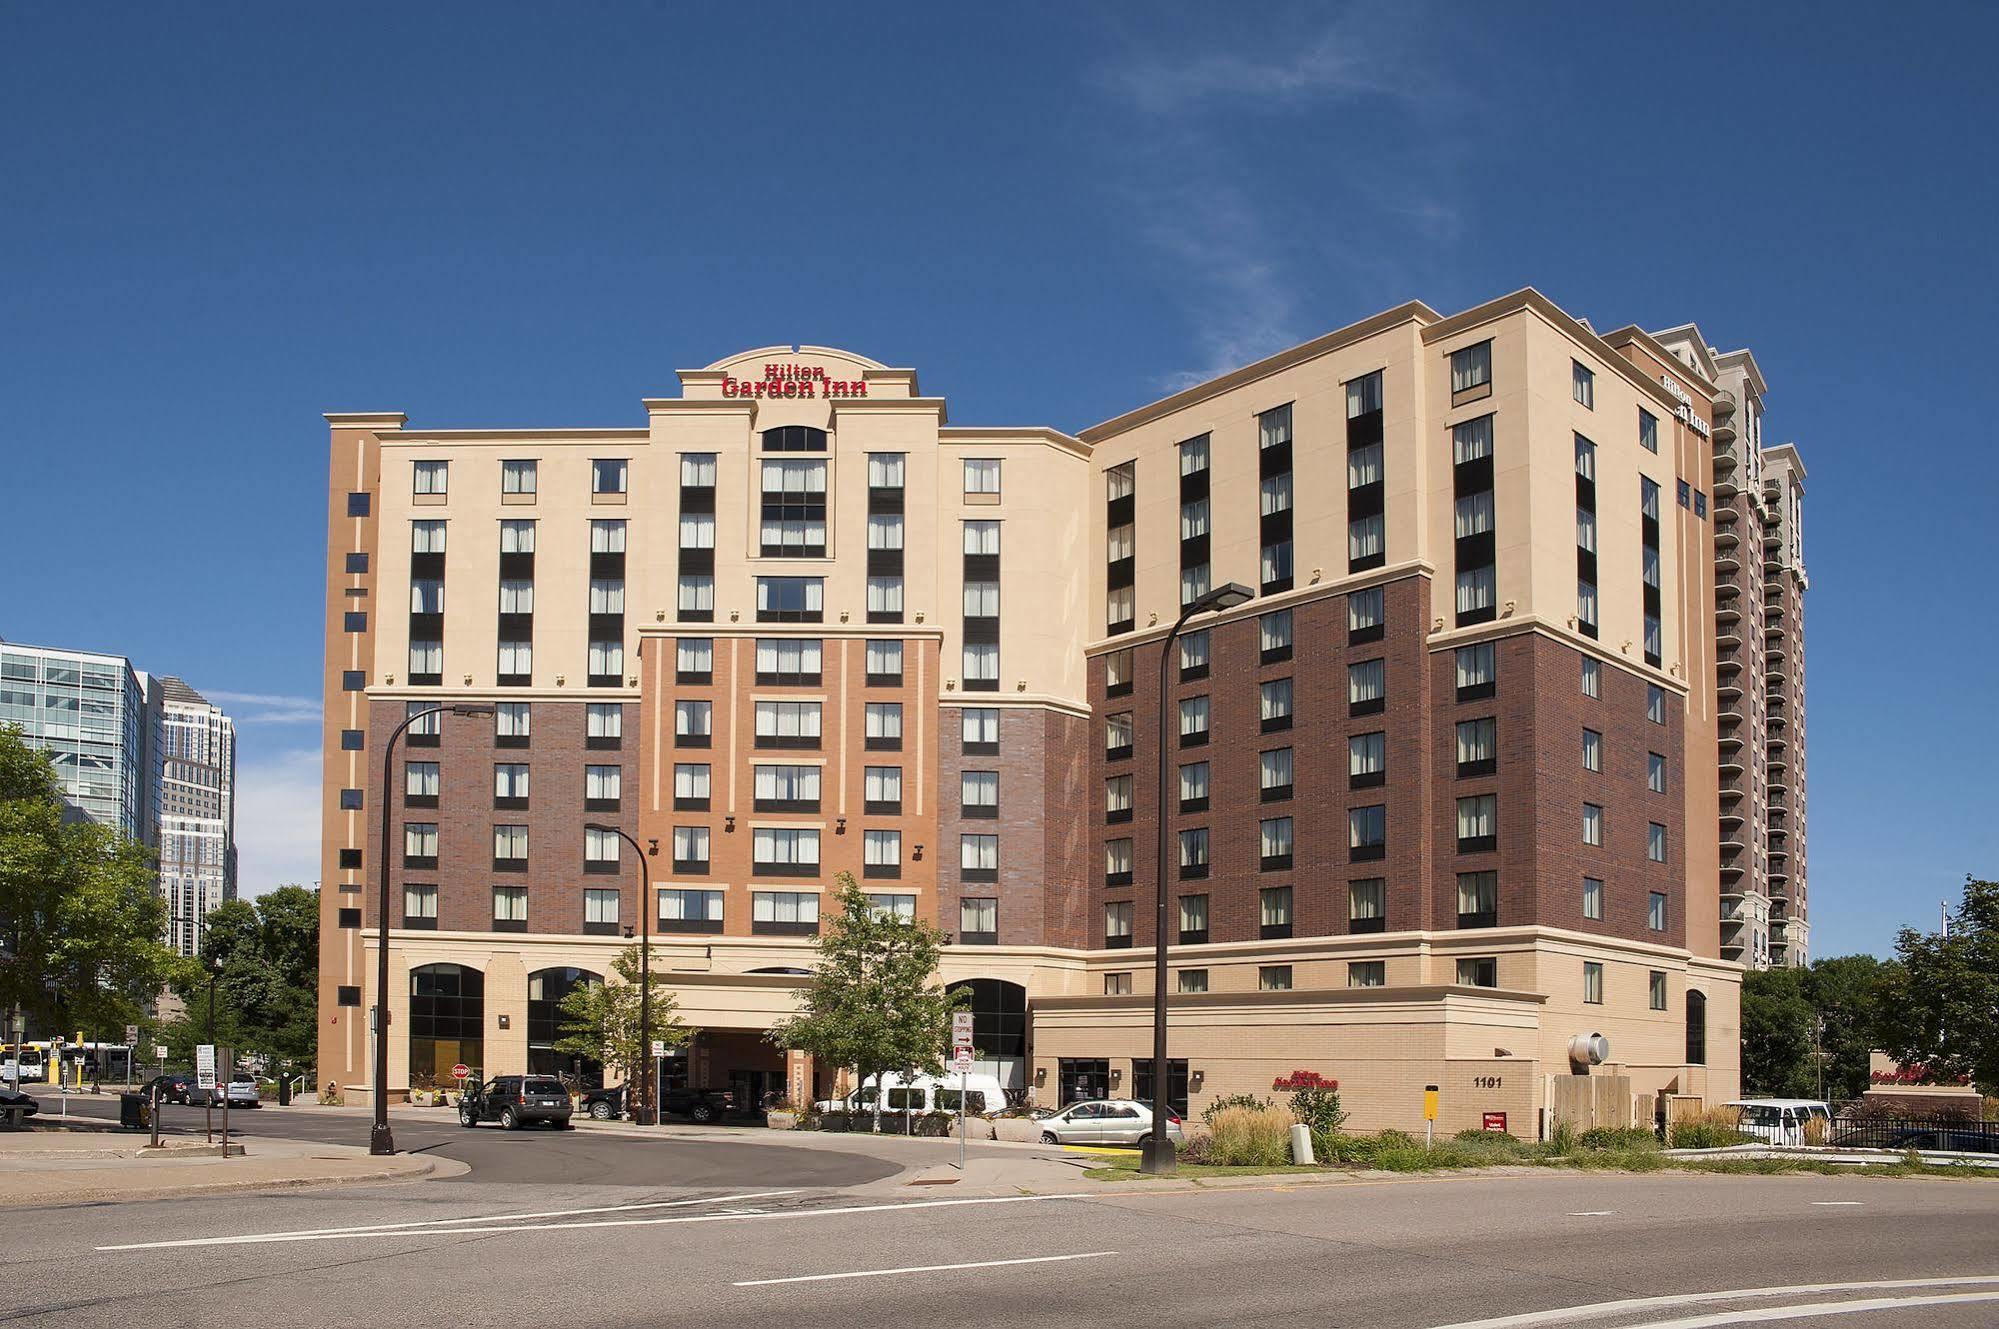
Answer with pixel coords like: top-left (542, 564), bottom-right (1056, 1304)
top-left (815, 1071), bottom-right (1010, 1117)
top-left (1728, 1099), bottom-right (1832, 1146)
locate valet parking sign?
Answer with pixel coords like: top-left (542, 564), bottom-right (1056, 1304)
top-left (721, 363), bottom-right (870, 400)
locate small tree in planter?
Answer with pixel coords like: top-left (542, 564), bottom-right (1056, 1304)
top-left (553, 945), bottom-right (691, 1121)
top-left (768, 874), bottom-right (965, 1133)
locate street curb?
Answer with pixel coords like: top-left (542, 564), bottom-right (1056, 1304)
top-left (4, 1154), bottom-right (461, 1209)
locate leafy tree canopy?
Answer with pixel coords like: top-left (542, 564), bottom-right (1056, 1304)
top-left (1878, 876), bottom-right (1999, 1094)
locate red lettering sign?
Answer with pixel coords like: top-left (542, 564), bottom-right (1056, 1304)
top-left (720, 362), bottom-right (869, 400)
top-left (1482, 1111), bottom-right (1508, 1134)
top-left (1271, 1070), bottom-right (1338, 1092)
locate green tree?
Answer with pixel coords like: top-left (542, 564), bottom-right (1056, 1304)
top-left (767, 874), bottom-right (963, 1131)
top-left (553, 946), bottom-right (690, 1115)
top-left (1878, 876), bottom-right (1999, 1094)
top-left (0, 725), bottom-right (181, 1037)
top-left (1804, 953), bottom-right (1896, 1101)
top-left (1740, 965), bottom-right (1816, 1097)
top-left (166, 885), bottom-right (320, 1069)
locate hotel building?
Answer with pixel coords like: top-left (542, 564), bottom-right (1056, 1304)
top-left (153, 676), bottom-right (239, 957)
top-left (316, 290), bottom-right (1808, 1130)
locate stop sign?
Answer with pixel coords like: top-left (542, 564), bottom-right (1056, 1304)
top-left (452, 1064), bottom-right (470, 1080)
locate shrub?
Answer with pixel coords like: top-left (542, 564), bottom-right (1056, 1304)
top-left (1579, 1126), bottom-right (1658, 1151)
top-left (1201, 1093), bottom-right (1274, 1129)
top-left (1669, 1107), bottom-right (1753, 1149)
top-left (1205, 1106), bottom-right (1296, 1167)
top-left (1546, 1118), bottom-right (1579, 1156)
top-left (1289, 1084), bottom-right (1347, 1137)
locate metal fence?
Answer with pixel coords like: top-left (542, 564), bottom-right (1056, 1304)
top-left (1827, 1116), bottom-right (1999, 1152)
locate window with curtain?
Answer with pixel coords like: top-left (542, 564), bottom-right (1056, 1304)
top-left (963, 458), bottom-right (1001, 495)
top-left (1451, 340), bottom-right (1491, 393)
top-left (674, 763), bottom-right (710, 802)
top-left (591, 458), bottom-right (628, 494)
top-left (501, 459), bottom-right (536, 494)
top-left (1259, 748), bottom-right (1292, 795)
top-left (1452, 414), bottom-right (1494, 464)
top-left (1584, 877), bottom-right (1604, 920)
top-left (500, 519), bottom-right (535, 553)
top-left (1179, 761), bottom-right (1209, 805)
top-left (863, 830), bottom-right (901, 868)
top-left (1349, 878), bottom-right (1385, 924)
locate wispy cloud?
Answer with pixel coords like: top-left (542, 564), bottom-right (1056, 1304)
top-left (205, 690), bottom-right (320, 725)
top-left (233, 744), bottom-right (321, 898)
top-left (1096, 17), bottom-right (1415, 115)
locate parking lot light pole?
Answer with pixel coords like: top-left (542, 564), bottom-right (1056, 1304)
top-left (586, 823), bottom-right (655, 1125)
top-left (372, 703), bottom-right (493, 1158)
top-left (1140, 582), bottom-right (1253, 1177)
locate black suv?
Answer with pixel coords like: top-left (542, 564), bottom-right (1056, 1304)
top-left (577, 1084), bottom-right (735, 1123)
top-left (142, 1073), bottom-right (201, 1105)
top-left (458, 1075), bottom-right (574, 1130)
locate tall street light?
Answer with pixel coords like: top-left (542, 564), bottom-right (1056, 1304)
top-left (585, 823), bottom-right (656, 1125)
top-left (372, 702), bottom-right (493, 1157)
top-left (1141, 581), bottom-right (1254, 1176)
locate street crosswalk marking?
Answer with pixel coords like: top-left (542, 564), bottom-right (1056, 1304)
top-left (1420, 1276), bottom-right (1999, 1329)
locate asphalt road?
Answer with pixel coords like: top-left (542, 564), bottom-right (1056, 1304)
top-left (10, 1119), bottom-right (1999, 1328)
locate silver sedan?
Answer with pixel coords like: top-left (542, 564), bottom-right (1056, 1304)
top-left (1037, 1098), bottom-right (1186, 1147)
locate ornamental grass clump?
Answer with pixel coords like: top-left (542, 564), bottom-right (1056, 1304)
top-left (1204, 1105), bottom-right (1297, 1167)
top-left (1669, 1106), bottom-right (1753, 1150)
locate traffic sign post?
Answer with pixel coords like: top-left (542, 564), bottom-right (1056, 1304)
top-left (950, 1015), bottom-right (975, 1171)
top-left (1423, 1083), bottom-right (1439, 1150)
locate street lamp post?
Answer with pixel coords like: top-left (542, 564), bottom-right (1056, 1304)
top-left (372, 703), bottom-right (493, 1157)
top-left (1140, 582), bottom-right (1254, 1176)
top-left (586, 823), bottom-right (655, 1125)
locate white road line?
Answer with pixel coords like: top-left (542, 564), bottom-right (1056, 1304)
top-left (1420, 1276), bottom-right (1999, 1329)
top-left (734, 1250), bottom-right (1118, 1287)
top-left (95, 1189), bottom-right (802, 1250)
top-left (1808, 1201), bottom-right (1864, 1206)
top-left (97, 1192), bottom-right (1091, 1252)
top-left (1609, 1290), bottom-right (1999, 1328)
top-left (1566, 1211), bottom-right (1615, 1216)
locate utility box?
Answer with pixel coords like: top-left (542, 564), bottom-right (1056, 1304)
top-left (119, 1091), bottom-right (151, 1131)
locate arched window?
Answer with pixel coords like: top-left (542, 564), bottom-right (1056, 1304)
top-left (410, 964), bottom-right (484, 1083)
top-left (760, 426), bottom-right (827, 453)
top-left (1686, 990), bottom-right (1707, 1066)
top-left (527, 968), bottom-right (603, 1082)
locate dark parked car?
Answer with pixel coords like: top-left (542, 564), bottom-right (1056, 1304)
top-left (576, 1084), bottom-right (735, 1123)
top-left (579, 1085), bottom-right (625, 1120)
top-left (1881, 1127), bottom-right (1999, 1154)
top-left (458, 1075), bottom-right (574, 1130)
top-left (0, 1088), bottom-right (39, 1126)
top-left (143, 1073), bottom-right (201, 1105)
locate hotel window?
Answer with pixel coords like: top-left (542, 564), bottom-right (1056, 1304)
top-left (588, 578), bottom-right (624, 615)
top-left (1178, 828), bottom-right (1210, 879)
top-left (1180, 433), bottom-right (1209, 476)
top-left (1349, 731), bottom-right (1385, 788)
top-left (1105, 711), bottom-right (1133, 760)
top-left (753, 827), bottom-right (820, 874)
top-left (753, 764), bottom-right (820, 812)
top-left (1649, 970), bottom-right (1668, 1011)
top-left (1260, 403), bottom-right (1297, 589)
top-left (1647, 685), bottom-right (1666, 724)
top-left (1178, 969), bottom-right (1210, 994)
top-left (413, 460), bottom-right (448, 496)
top-left (1348, 805), bottom-right (1384, 862)
top-left (409, 639), bottom-right (442, 680)
top-left (495, 579), bottom-right (531, 614)
top-left (673, 763), bottom-right (711, 810)
top-left (345, 552), bottom-right (368, 573)
top-left (403, 883), bottom-right (438, 927)
top-left (591, 458), bottom-right (627, 495)
top-left (1582, 727), bottom-right (1602, 772)
top-left (493, 763), bottom-right (530, 807)
top-left (404, 761), bottom-right (440, 805)
top-left (1584, 877), bottom-right (1604, 921)
top-left (1178, 893), bottom-right (1209, 944)
top-left (1106, 585), bottom-right (1134, 636)
top-left (1457, 957), bottom-right (1498, 988)
top-left (864, 701), bottom-right (903, 750)
top-left (403, 822), bottom-right (439, 866)
top-left (674, 699), bottom-right (712, 746)
top-left (1455, 717), bottom-right (1496, 777)
top-left (1346, 372), bottom-right (1384, 573)
top-left (661, 888), bottom-right (724, 932)
top-left (962, 770), bottom-right (999, 818)
top-left (964, 707), bottom-right (1000, 754)
top-left (1259, 678), bottom-right (1293, 733)
top-left (675, 639), bottom-right (713, 685)
top-left (501, 459), bottom-right (536, 495)
top-left (866, 513), bottom-right (903, 552)
top-left (495, 824), bottom-right (530, 868)
top-left (757, 576), bottom-right (823, 624)
top-left (1582, 803), bottom-right (1603, 846)
top-left (499, 520), bottom-right (535, 558)
top-left (1348, 586), bottom-right (1384, 644)
top-left (495, 701), bottom-right (530, 745)
top-left (1649, 891), bottom-right (1668, 932)
top-left (864, 765), bottom-right (903, 815)
top-left (496, 639), bottom-right (532, 682)
top-left (1450, 339), bottom-right (1492, 397)
top-left (1348, 658), bottom-right (1385, 716)
top-left (587, 639), bottom-right (623, 684)
top-left (1349, 961), bottom-right (1386, 989)
top-left (868, 575), bottom-right (906, 624)
top-left (678, 452), bottom-right (716, 489)
top-left (865, 639), bottom-right (903, 685)
top-left (1457, 871), bottom-right (1498, 926)
top-left (670, 825), bottom-right (710, 872)
top-left (1259, 965), bottom-right (1293, 992)
top-left (962, 642), bottom-right (999, 690)
top-left (863, 830), bottom-right (902, 878)
top-left (754, 700), bottom-right (821, 749)
top-left (584, 888), bottom-right (621, 934)
top-left (586, 702), bottom-right (623, 748)
top-left (1106, 459), bottom-right (1135, 637)
top-left (763, 425), bottom-right (827, 453)
top-left (1261, 815), bottom-right (1295, 870)
top-left (752, 891), bottom-right (820, 936)
top-left (1640, 476), bottom-right (1662, 666)
top-left (1259, 608), bottom-right (1292, 664)
top-left (963, 458), bottom-right (1001, 497)
top-left (591, 518), bottom-right (627, 553)
top-left (678, 576), bottom-right (714, 619)
top-left (1104, 900), bottom-right (1134, 947)
top-left (1179, 696), bottom-right (1210, 746)
top-left (584, 765), bottom-right (620, 810)
top-left (1455, 642), bottom-right (1495, 701)
top-left (759, 460), bottom-right (827, 556)
top-left (1105, 647), bottom-right (1134, 696)
top-left (1260, 885), bottom-right (1293, 940)
top-left (960, 833), bottom-right (999, 881)
top-left (1649, 752), bottom-right (1667, 793)
top-left (1259, 538), bottom-right (1292, 593)
top-left (1639, 407), bottom-right (1659, 454)
top-left (1572, 360), bottom-right (1594, 409)
top-left (1648, 822), bottom-right (1667, 863)
top-left (1180, 434), bottom-right (1213, 606)
top-left (1581, 657), bottom-right (1600, 699)
top-left (754, 638), bottom-right (822, 686)
top-left (347, 493), bottom-right (370, 517)
top-left (1180, 760), bottom-right (1212, 811)
top-left (411, 520), bottom-right (446, 554)
top-left (493, 886), bottom-right (528, 931)
top-left (1348, 512), bottom-right (1385, 570)
top-left (1178, 630), bottom-right (1209, 681)
top-left (1456, 795), bottom-right (1497, 853)
top-left (959, 898), bottom-right (998, 944)
top-left (1104, 838), bottom-right (1134, 886)
top-left (1105, 773), bottom-right (1133, 823)
top-left (1584, 961), bottom-right (1604, 1005)
top-left (1452, 415), bottom-right (1496, 627)
top-left (410, 578), bottom-right (446, 614)
top-left (868, 452), bottom-right (905, 489)
top-left (1259, 748), bottom-right (1292, 802)
top-left (1350, 878), bottom-right (1385, 933)
top-left (961, 584), bottom-right (999, 621)
top-left (1575, 435), bottom-right (1598, 638)
top-left (866, 894), bottom-right (916, 924)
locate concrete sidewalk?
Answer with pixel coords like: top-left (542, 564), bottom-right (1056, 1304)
top-left (0, 1125), bottom-right (457, 1207)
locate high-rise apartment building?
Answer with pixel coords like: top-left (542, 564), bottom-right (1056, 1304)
top-left (154, 677), bottom-right (239, 957)
top-left (318, 292), bottom-right (1807, 1128)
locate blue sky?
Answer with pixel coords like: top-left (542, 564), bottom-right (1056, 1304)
top-left (2, 4), bottom-right (1992, 956)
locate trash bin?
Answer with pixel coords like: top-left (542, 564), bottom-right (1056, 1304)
top-left (119, 1091), bottom-right (151, 1131)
